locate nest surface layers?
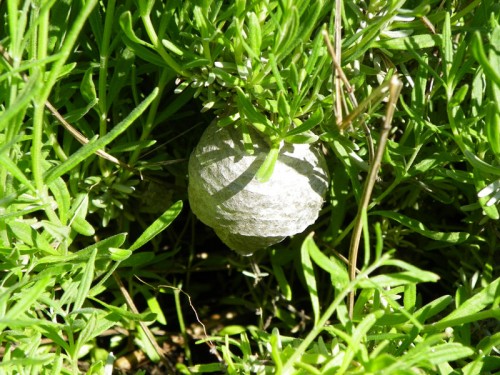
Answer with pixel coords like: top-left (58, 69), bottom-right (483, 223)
top-left (188, 122), bottom-right (329, 255)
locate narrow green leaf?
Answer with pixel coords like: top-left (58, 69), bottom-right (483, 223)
top-left (36, 264), bottom-right (73, 281)
top-left (217, 325), bottom-right (246, 336)
top-left (6, 221), bottom-right (57, 255)
top-left (301, 234), bottom-right (320, 326)
top-left (33, 322), bottom-right (69, 354)
top-left (188, 363), bottom-right (226, 373)
top-left (429, 309), bottom-right (500, 333)
top-left (145, 290), bottom-right (167, 325)
top-left (162, 39), bottom-right (185, 56)
top-left (0, 154), bottom-right (36, 193)
top-left (182, 58), bottom-right (211, 70)
top-left (109, 247), bottom-right (132, 261)
top-left (237, 331), bottom-right (251, 359)
top-left (438, 277), bottom-right (500, 325)
top-left (485, 102), bottom-right (500, 156)
top-left (285, 107), bottom-right (324, 137)
top-left (86, 359), bottom-right (104, 374)
top-left (235, 87), bottom-right (275, 136)
top-left (137, 0), bottom-right (154, 17)
top-left (129, 200), bottom-right (183, 251)
top-left (373, 34), bottom-right (441, 50)
top-left (442, 13), bottom-right (453, 81)
top-left (284, 131), bottom-right (319, 144)
top-left (464, 149), bottom-right (500, 176)
top-left (340, 311), bottom-right (384, 372)
top-left (91, 298), bottom-right (156, 321)
top-left (349, 310), bottom-right (385, 352)
top-left (109, 140), bottom-right (156, 153)
top-left (289, 62), bottom-right (300, 94)
top-left (385, 259), bottom-right (440, 278)
top-left (277, 91), bottom-right (291, 122)
top-left (213, 67), bottom-right (241, 87)
top-left (40, 220), bottom-right (69, 242)
top-left (68, 193), bottom-right (93, 236)
top-left (64, 98), bottom-right (99, 123)
top-left (273, 6), bottom-right (299, 60)
top-left (240, 122), bottom-right (255, 155)
top-left (295, 1), bottom-right (322, 51)
top-left (424, 343), bottom-right (475, 365)
top-left (80, 67), bottom-right (97, 103)
top-left (41, 0), bottom-right (98, 99)
top-left (48, 177), bottom-right (71, 225)
top-left (414, 295), bottom-right (453, 323)
top-left (74, 313), bottom-right (98, 354)
top-left (269, 53), bottom-right (286, 93)
top-left (271, 260), bottom-right (292, 301)
top-left (247, 12), bottom-right (262, 57)
top-left (471, 32), bottom-right (500, 87)
top-left (73, 248), bottom-right (97, 311)
top-left (44, 87), bottom-right (159, 184)
top-left (57, 62), bottom-right (77, 79)
top-left (76, 316), bottom-right (116, 354)
top-left (193, 6), bottom-right (210, 40)
top-left (0, 276), bottom-right (51, 331)
top-left (404, 284), bottom-right (417, 312)
top-left (255, 145), bottom-right (280, 182)
top-left (107, 49), bottom-right (137, 110)
top-left (120, 31), bottom-right (165, 66)
top-left (270, 328), bottom-right (283, 373)
top-left (371, 211), bottom-right (470, 243)
top-left (37, 233), bottom-right (127, 265)
top-left (0, 355), bottom-right (53, 368)
top-left (119, 11), bottom-right (150, 46)
top-left (357, 270), bottom-right (439, 288)
top-left (0, 74), bottom-right (40, 132)
top-left (449, 84), bottom-right (469, 107)
top-left (307, 236), bottom-right (349, 291)
top-left (304, 29), bottom-right (324, 75)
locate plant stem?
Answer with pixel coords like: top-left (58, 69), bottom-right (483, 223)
top-left (323, 29), bottom-right (376, 161)
top-left (31, 2), bottom-right (48, 194)
top-left (99, 0), bottom-right (116, 136)
top-left (347, 76), bottom-right (403, 318)
top-left (174, 285), bottom-right (193, 366)
top-left (334, 0), bottom-right (343, 123)
top-left (32, 0), bottom-right (98, 192)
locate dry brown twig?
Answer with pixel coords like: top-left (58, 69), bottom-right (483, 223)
top-left (323, 2), bottom-right (403, 318)
top-left (346, 76), bottom-right (403, 318)
top-left (323, 27), bottom-right (375, 162)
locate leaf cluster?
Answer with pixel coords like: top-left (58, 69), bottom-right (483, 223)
top-left (120, 0), bottom-right (335, 146)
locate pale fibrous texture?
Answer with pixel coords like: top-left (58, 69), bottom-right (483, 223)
top-left (188, 122), bottom-right (329, 255)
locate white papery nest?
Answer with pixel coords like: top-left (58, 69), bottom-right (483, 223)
top-left (188, 122), bottom-right (329, 255)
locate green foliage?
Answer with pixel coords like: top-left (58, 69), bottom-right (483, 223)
top-left (120, 0), bottom-right (335, 180)
top-left (0, 0), bottom-right (499, 374)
